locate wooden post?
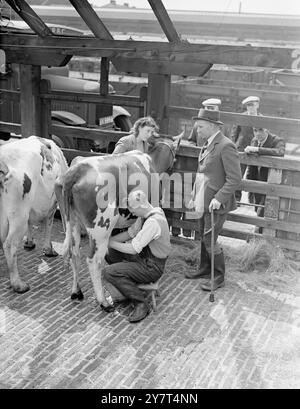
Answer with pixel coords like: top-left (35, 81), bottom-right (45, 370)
top-left (147, 73), bottom-right (171, 133)
top-left (94, 57), bottom-right (112, 125)
top-left (40, 79), bottom-right (52, 139)
top-left (262, 168), bottom-right (282, 237)
top-left (19, 64), bottom-right (42, 137)
top-left (139, 86), bottom-right (148, 118)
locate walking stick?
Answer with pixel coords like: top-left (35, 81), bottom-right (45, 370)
top-left (209, 208), bottom-right (215, 303)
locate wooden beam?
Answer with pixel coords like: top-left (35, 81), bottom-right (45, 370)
top-left (110, 57), bottom-right (212, 76)
top-left (0, 34), bottom-right (296, 69)
top-left (68, 0), bottom-right (113, 39)
top-left (5, 50), bottom-right (72, 66)
top-left (147, 0), bottom-right (181, 42)
top-left (4, 0), bottom-right (53, 37)
top-left (19, 64), bottom-right (42, 137)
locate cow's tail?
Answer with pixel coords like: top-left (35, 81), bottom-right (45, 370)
top-left (0, 160), bottom-right (9, 192)
top-left (61, 219), bottom-right (73, 261)
top-left (60, 164), bottom-right (81, 261)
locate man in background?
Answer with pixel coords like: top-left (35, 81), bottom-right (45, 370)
top-left (230, 95), bottom-right (261, 202)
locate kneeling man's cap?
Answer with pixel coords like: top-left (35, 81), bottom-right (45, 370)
top-left (242, 95), bottom-right (260, 105)
top-left (192, 108), bottom-right (223, 125)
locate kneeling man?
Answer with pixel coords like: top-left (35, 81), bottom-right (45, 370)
top-left (103, 190), bottom-right (171, 323)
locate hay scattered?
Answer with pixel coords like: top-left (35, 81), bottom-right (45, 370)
top-left (239, 237), bottom-right (294, 274)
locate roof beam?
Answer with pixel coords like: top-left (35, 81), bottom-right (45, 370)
top-left (147, 0), bottom-right (181, 42)
top-left (4, 0), bottom-right (53, 37)
top-left (68, 0), bottom-right (113, 39)
top-left (0, 34), bottom-right (295, 70)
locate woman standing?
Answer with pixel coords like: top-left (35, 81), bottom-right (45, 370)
top-left (112, 116), bottom-right (159, 154)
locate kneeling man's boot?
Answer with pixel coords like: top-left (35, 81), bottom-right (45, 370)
top-left (185, 242), bottom-right (211, 279)
top-left (201, 251), bottom-right (225, 291)
top-left (128, 301), bottom-right (150, 323)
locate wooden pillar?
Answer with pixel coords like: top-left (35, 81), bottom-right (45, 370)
top-left (19, 64), bottom-right (42, 137)
top-left (40, 79), bottom-right (52, 139)
top-left (95, 57), bottom-right (112, 125)
top-left (147, 73), bottom-right (171, 133)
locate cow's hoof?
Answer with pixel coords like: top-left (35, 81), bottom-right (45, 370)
top-left (43, 249), bottom-right (58, 257)
top-left (12, 282), bottom-right (30, 294)
top-left (24, 242), bottom-right (36, 251)
top-left (71, 290), bottom-right (84, 301)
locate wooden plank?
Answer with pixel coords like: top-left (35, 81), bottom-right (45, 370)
top-left (168, 106), bottom-right (300, 132)
top-left (166, 207), bottom-right (300, 234)
top-left (68, 0), bottom-right (113, 39)
top-left (1, 87), bottom-right (143, 108)
top-left (19, 64), bottom-right (42, 138)
top-left (5, 50), bottom-right (72, 67)
top-left (147, 0), bottom-right (181, 42)
top-left (41, 90), bottom-right (143, 108)
top-left (5, 0), bottom-right (53, 37)
top-left (181, 82), bottom-right (300, 103)
top-left (0, 34), bottom-right (296, 69)
top-left (221, 228), bottom-right (300, 252)
top-left (51, 124), bottom-right (127, 142)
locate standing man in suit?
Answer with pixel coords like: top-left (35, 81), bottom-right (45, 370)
top-left (245, 127), bottom-right (285, 228)
top-left (185, 108), bottom-right (242, 291)
top-left (230, 95), bottom-right (261, 202)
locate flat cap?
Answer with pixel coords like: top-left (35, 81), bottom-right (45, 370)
top-left (202, 98), bottom-right (222, 111)
top-left (242, 95), bottom-right (260, 105)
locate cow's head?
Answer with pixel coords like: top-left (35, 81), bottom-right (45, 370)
top-left (148, 132), bottom-right (183, 173)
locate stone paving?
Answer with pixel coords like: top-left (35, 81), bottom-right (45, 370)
top-left (0, 218), bottom-right (299, 389)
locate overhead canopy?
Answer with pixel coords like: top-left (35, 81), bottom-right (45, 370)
top-left (0, 0), bottom-right (297, 74)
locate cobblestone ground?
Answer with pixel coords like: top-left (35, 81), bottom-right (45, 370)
top-left (0, 218), bottom-right (299, 389)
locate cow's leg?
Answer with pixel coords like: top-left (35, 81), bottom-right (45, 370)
top-left (70, 222), bottom-right (83, 301)
top-left (3, 218), bottom-right (30, 293)
top-left (86, 238), bottom-right (109, 306)
top-left (24, 220), bottom-right (36, 251)
top-left (42, 204), bottom-right (58, 257)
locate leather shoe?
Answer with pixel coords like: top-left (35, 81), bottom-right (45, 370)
top-left (184, 271), bottom-right (210, 279)
top-left (201, 276), bottom-right (225, 291)
top-left (100, 303), bottom-right (115, 313)
top-left (128, 302), bottom-right (150, 323)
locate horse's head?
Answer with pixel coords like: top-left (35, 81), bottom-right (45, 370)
top-left (148, 131), bottom-right (183, 173)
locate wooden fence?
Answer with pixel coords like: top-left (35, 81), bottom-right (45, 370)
top-left (1, 84), bottom-right (300, 251)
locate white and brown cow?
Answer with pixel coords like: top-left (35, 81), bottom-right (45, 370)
top-left (0, 136), bottom-right (68, 293)
top-left (56, 137), bottom-right (180, 308)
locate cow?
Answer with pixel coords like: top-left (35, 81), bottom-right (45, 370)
top-left (0, 136), bottom-right (68, 293)
top-left (56, 136), bottom-right (181, 308)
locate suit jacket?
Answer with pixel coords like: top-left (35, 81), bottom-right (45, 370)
top-left (113, 133), bottom-right (148, 154)
top-left (230, 111), bottom-right (262, 152)
top-left (245, 132), bottom-right (285, 183)
top-left (197, 131), bottom-right (242, 213)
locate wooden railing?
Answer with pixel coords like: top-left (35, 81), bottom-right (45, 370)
top-left (165, 145), bottom-right (300, 251)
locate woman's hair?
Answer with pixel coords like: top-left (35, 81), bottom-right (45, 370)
top-left (131, 116), bottom-right (159, 137)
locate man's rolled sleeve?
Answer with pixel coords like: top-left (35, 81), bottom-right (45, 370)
top-left (128, 218), bottom-right (142, 239)
top-left (131, 218), bottom-right (161, 254)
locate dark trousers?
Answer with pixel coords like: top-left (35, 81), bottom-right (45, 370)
top-left (235, 163), bottom-right (247, 202)
top-left (103, 247), bottom-right (166, 304)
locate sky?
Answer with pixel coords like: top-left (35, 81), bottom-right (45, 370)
top-left (91, 0), bottom-right (300, 16)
